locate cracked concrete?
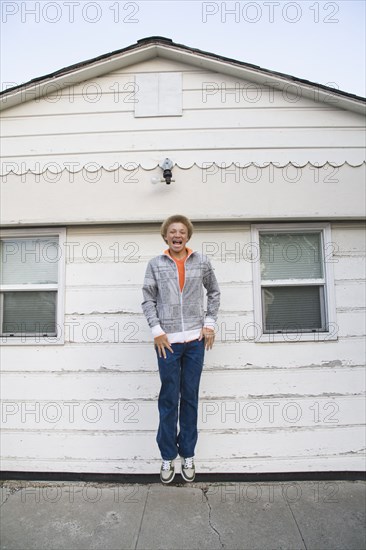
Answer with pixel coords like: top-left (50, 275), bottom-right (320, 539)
top-left (0, 480), bottom-right (365, 550)
top-left (201, 487), bottom-right (225, 549)
top-left (282, 496), bottom-right (307, 550)
top-left (0, 482), bottom-right (25, 508)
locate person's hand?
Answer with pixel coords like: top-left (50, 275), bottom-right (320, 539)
top-left (199, 327), bottom-right (215, 351)
top-left (154, 333), bottom-right (174, 359)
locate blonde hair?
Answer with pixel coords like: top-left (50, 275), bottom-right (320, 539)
top-left (160, 215), bottom-right (194, 243)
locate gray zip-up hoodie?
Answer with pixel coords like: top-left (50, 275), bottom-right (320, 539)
top-left (141, 248), bottom-right (220, 343)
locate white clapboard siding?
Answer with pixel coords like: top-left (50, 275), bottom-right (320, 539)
top-left (1, 340), bottom-right (364, 373)
top-left (2, 109), bottom-right (365, 138)
top-left (55, 309), bottom-right (362, 341)
top-left (1, 427), bottom-right (364, 474)
top-left (3, 66), bottom-right (361, 119)
top-left (332, 256), bottom-right (366, 281)
top-left (2, 65), bottom-right (363, 117)
top-left (5, 128), bottom-right (365, 159)
top-left (65, 283), bottom-right (254, 316)
top-left (1, 455), bottom-right (363, 474)
top-left (1, 58), bottom-right (365, 173)
top-left (2, 428), bottom-right (364, 459)
top-left (2, 396), bottom-right (364, 431)
top-left (328, 223), bottom-right (366, 249)
top-left (15, 308), bottom-right (359, 344)
top-left (1, 42), bottom-right (365, 474)
top-left (1, 164), bottom-right (365, 226)
top-left (335, 282), bottom-right (365, 309)
top-left (2, 368), bottom-right (365, 401)
top-left (64, 258), bottom-right (253, 287)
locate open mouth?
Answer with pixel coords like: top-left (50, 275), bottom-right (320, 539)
top-left (172, 239), bottom-right (183, 245)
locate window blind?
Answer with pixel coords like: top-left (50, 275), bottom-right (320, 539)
top-left (262, 285), bottom-right (325, 332)
top-left (260, 233), bottom-right (323, 280)
top-left (1, 238), bottom-right (59, 284)
top-left (3, 291), bottom-right (57, 334)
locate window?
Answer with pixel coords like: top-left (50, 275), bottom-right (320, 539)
top-left (251, 223), bottom-right (337, 342)
top-left (0, 228), bottom-right (66, 344)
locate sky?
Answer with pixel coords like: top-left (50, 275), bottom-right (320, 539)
top-left (1, 0), bottom-right (365, 97)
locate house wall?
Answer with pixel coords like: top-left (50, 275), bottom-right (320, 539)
top-left (1, 53), bottom-right (365, 474)
top-left (1, 163), bottom-right (365, 226)
top-left (1, 57), bottom-right (365, 173)
top-left (1, 221), bottom-right (365, 473)
top-left (1, 57), bottom-right (365, 226)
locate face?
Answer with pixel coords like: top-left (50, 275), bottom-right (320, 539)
top-left (165, 222), bottom-right (189, 254)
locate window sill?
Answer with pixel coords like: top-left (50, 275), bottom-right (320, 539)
top-left (255, 332), bottom-right (338, 343)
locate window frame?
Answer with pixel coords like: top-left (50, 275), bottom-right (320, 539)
top-left (251, 222), bottom-right (337, 343)
top-left (0, 227), bottom-right (66, 345)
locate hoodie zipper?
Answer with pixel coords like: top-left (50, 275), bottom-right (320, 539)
top-left (179, 252), bottom-right (191, 334)
top-left (165, 250), bottom-right (193, 335)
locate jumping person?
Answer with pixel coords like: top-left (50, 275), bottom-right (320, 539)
top-left (141, 215), bottom-right (220, 483)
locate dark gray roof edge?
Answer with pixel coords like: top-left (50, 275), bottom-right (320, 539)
top-left (1, 36), bottom-right (365, 103)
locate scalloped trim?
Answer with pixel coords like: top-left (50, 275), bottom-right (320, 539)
top-left (1, 160), bottom-right (365, 176)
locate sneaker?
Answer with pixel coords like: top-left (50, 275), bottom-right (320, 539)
top-left (181, 456), bottom-right (195, 482)
top-left (160, 460), bottom-right (175, 484)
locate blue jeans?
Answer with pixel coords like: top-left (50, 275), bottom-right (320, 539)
top-left (155, 338), bottom-right (205, 460)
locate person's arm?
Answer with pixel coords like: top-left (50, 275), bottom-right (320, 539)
top-left (141, 260), bottom-right (173, 358)
top-left (202, 257), bottom-right (220, 325)
top-left (141, 260), bottom-right (163, 333)
top-left (200, 257), bottom-right (221, 350)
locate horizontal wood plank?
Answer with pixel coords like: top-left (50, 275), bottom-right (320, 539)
top-left (1, 396), bottom-right (364, 431)
top-left (1, 368), bottom-right (364, 401)
top-left (1, 427), bottom-right (364, 461)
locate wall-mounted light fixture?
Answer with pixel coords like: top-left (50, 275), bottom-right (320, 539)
top-left (151, 158), bottom-right (175, 185)
top-left (160, 158), bottom-right (174, 184)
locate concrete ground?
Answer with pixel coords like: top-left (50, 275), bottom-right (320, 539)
top-left (0, 479), bottom-right (365, 550)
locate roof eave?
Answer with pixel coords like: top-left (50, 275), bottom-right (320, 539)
top-left (1, 37), bottom-right (365, 114)
top-left (159, 45), bottom-right (366, 115)
top-left (0, 43), bottom-right (159, 111)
